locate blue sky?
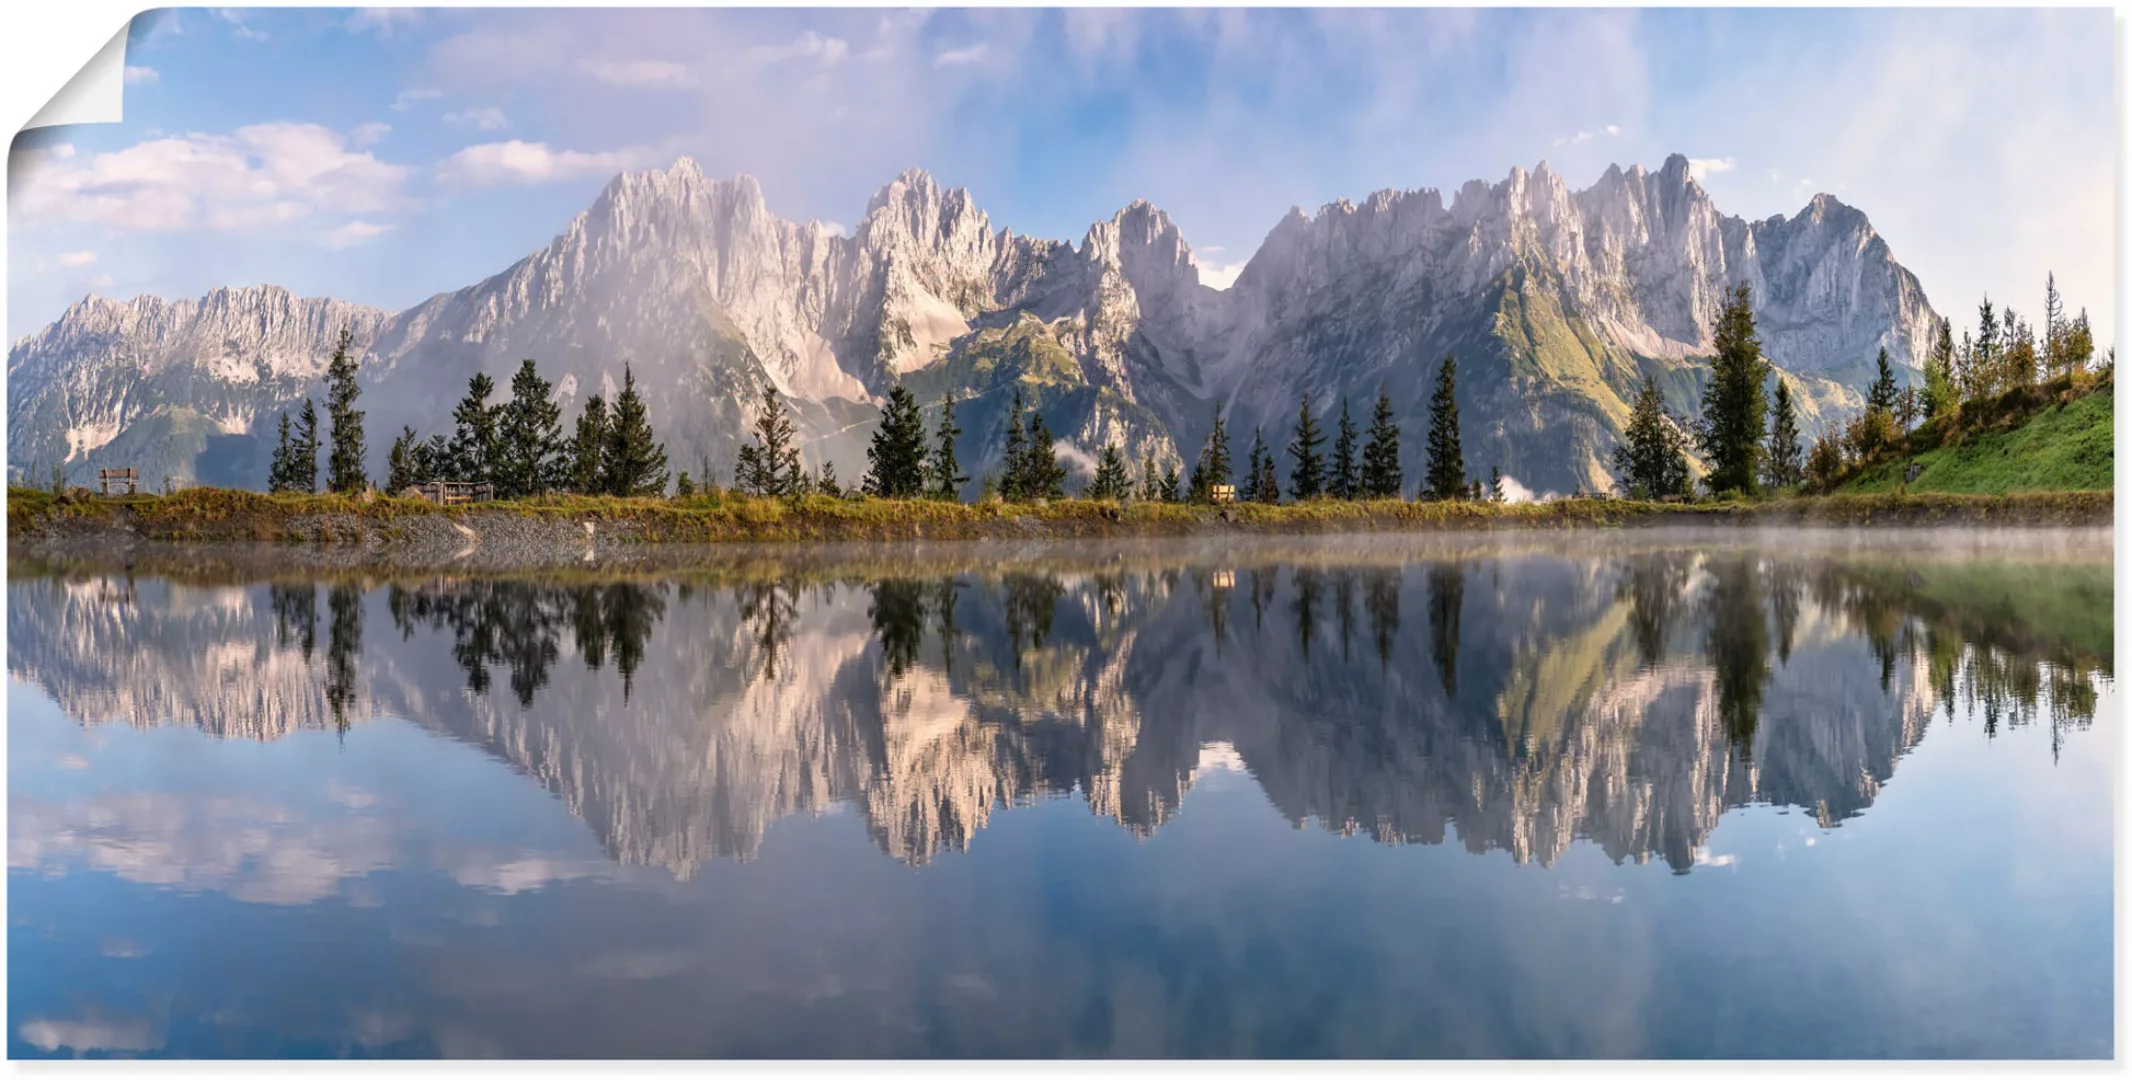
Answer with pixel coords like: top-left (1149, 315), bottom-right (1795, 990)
top-left (7, 6), bottom-right (2117, 347)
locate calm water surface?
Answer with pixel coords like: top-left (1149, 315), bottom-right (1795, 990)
top-left (6, 533), bottom-right (2114, 1058)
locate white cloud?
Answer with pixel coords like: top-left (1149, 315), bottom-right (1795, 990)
top-left (10, 124), bottom-right (412, 232)
top-left (214, 9), bottom-right (267, 43)
top-left (932, 44), bottom-right (991, 69)
top-left (1603, 124), bottom-right (1621, 136)
top-left (1686, 157), bottom-right (1736, 181)
top-left (346, 9), bottom-right (421, 38)
top-left (390, 87), bottom-right (442, 112)
top-left (322, 220), bottom-right (396, 249)
top-left (437, 140), bottom-right (654, 188)
top-left (816, 220), bottom-right (847, 237)
top-left (1198, 261), bottom-right (1247, 291)
top-left (86, 273), bottom-right (114, 289)
top-left (57, 251), bottom-right (96, 268)
top-left (18, 1015), bottom-right (161, 1055)
top-left (350, 122), bottom-right (391, 147)
top-left (122, 66), bottom-right (158, 86)
top-left (442, 107), bottom-right (511, 132)
top-left (579, 58), bottom-right (696, 89)
top-left (749, 30), bottom-right (850, 67)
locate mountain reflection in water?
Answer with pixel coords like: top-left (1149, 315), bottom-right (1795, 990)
top-left (7, 539), bottom-right (2109, 877)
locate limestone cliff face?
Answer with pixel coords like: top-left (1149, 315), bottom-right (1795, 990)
top-left (11, 156), bottom-right (1934, 495)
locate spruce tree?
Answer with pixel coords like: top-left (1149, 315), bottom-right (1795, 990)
top-left (1246, 428), bottom-right (1280, 503)
top-left (1488, 466), bottom-right (1505, 503)
top-left (495, 359), bottom-right (566, 499)
top-left (417, 435), bottom-right (447, 485)
top-left (928, 393), bottom-right (966, 500)
top-left (1139, 451), bottom-right (1161, 502)
top-left (818, 462), bottom-right (841, 497)
top-left (322, 327), bottom-right (366, 493)
top-left (1086, 443), bottom-right (1133, 500)
top-left (1923, 317), bottom-right (1956, 419)
top-left (386, 426), bottom-right (421, 492)
top-left (864, 385), bottom-right (927, 498)
top-left (1866, 346), bottom-right (1899, 417)
top-left (1021, 411), bottom-right (1067, 500)
top-left (2044, 272), bottom-right (2068, 376)
top-left (1188, 406), bottom-right (1232, 502)
top-left (1423, 355), bottom-right (1464, 500)
top-left (1764, 376), bottom-right (1803, 490)
top-left (1160, 464), bottom-right (1183, 503)
top-left (448, 374), bottom-right (500, 483)
top-left (569, 395), bottom-right (608, 494)
top-left (293, 399), bottom-right (321, 494)
top-left (268, 411), bottom-right (295, 492)
top-left (602, 365), bottom-right (669, 496)
top-left (738, 383), bottom-right (801, 496)
top-left (1974, 298), bottom-right (2000, 399)
top-left (1329, 398), bottom-right (1359, 499)
top-left (1612, 375), bottom-right (1693, 499)
top-left (1694, 284), bottom-right (1768, 496)
top-left (999, 389), bottom-right (1030, 500)
top-left (1286, 390), bottom-right (1326, 499)
top-left (1359, 388), bottom-right (1402, 499)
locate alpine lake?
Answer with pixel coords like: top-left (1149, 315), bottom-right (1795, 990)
top-left (6, 528), bottom-right (2113, 1058)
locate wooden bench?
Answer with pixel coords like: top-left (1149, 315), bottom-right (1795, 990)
top-left (97, 467), bottom-right (138, 496)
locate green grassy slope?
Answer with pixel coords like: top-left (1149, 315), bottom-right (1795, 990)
top-left (1844, 386), bottom-right (2113, 494)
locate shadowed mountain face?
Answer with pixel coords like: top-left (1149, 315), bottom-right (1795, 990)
top-left (9, 156), bottom-right (1935, 496)
top-left (8, 539), bottom-right (2104, 877)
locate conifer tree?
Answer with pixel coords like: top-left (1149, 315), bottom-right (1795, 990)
top-left (864, 385), bottom-right (928, 498)
top-left (675, 472), bottom-right (696, 497)
top-left (1187, 406), bottom-right (1233, 502)
top-left (2044, 272), bottom-right (2068, 376)
top-left (1764, 376), bottom-right (1803, 490)
top-left (268, 411), bottom-right (296, 492)
top-left (999, 389), bottom-right (1030, 500)
top-left (322, 327), bottom-right (367, 493)
top-left (928, 393), bottom-right (966, 500)
top-left (1246, 428), bottom-right (1280, 503)
top-left (1159, 464), bottom-right (1184, 503)
top-left (1614, 375), bottom-right (1693, 499)
top-left (1974, 298), bottom-right (2000, 399)
top-left (1329, 398), bottom-right (1359, 499)
top-left (1139, 450), bottom-right (1161, 502)
top-left (386, 426), bottom-right (421, 492)
top-left (1423, 355), bottom-right (1465, 500)
top-left (1866, 346), bottom-right (1899, 417)
top-left (448, 373), bottom-right (500, 483)
top-left (1923, 317), bottom-right (1957, 419)
top-left (737, 383), bottom-right (802, 496)
top-left (293, 399), bottom-right (321, 494)
top-left (1086, 443), bottom-right (1133, 501)
top-left (1021, 410), bottom-right (1067, 501)
top-left (417, 435), bottom-right (447, 485)
top-left (494, 359), bottom-right (567, 499)
top-left (602, 365), bottom-right (669, 496)
top-left (1488, 466), bottom-right (1505, 503)
top-left (1286, 390), bottom-right (1326, 499)
top-left (1359, 388), bottom-right (1402, 499)
top-left (1694, 284), bottom-right (1767, 496)
top-left (818, 462), bottom-right (841, 497)
top-left (568, 395), bottom-right (608, 494)
top-left (1243, 430), bottom-right (1267, 505)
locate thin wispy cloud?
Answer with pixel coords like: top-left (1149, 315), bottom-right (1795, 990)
top-left (578, 58), bottom-right (696, 89)
top-left (123, 66), bottom-right (159, 86)
top-left (442, 107), bottom-right (511, 132)
top-left (931, 44), bottom-right (990, 69)
top-left (437, 140), bottom-right (657, 187)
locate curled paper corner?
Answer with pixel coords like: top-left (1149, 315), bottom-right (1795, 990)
top-left (23, 23), bottom-right (131, 133)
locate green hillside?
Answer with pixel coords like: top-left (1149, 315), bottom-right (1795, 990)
top-left (1844, 381), bottom-right (2113, 495)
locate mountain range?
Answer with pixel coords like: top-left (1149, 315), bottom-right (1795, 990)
top-left (7, 154), bottom-right (1938, 496)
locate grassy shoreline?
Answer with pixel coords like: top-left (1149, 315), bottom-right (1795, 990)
top-left (7, 485), bottom-right (2113, 549)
